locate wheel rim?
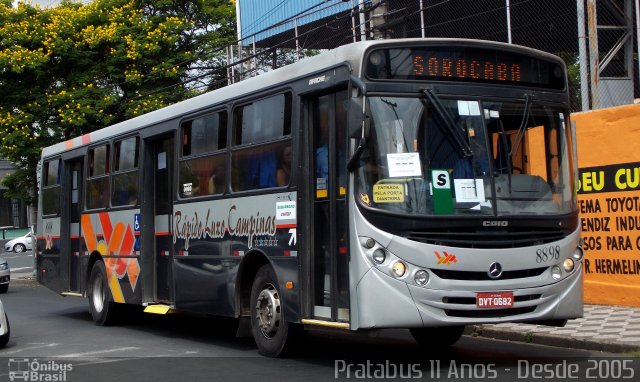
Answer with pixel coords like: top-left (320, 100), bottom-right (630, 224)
top-left (255, 283), bottom-right (281, 339)
top-left (92, 275), bottom-right (105, 313)
top-left (15, 244), bottom-right (24, 253)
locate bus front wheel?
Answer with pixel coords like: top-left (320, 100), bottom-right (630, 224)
top-left (250, 265), bottom-right (301, 357)
top-left (88, 261), bottom-right (120, 326)
top-left (410, 325), bottom-right (465, 347)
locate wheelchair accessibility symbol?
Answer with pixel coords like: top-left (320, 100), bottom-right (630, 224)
top-left (134, 214), bottom-right (141, 232)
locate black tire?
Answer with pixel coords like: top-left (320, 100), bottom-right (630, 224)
top-left (13, 243), bottom-right (26, 253)
top-left (88, 261), bottom-right (121, 326)
top-left (0, 284), bottom-right (8, 294)
top-left (0, 314), bottom-right (9, 347)
top-left (250, 265), bottom-right (301, 357)
top-left (410, 325), bottom-right (465, 347)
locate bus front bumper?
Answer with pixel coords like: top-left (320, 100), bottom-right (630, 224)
top-left (354, 264), bottom-right (583, 329)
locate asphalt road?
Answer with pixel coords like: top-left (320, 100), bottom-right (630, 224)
top-left (0, 280), bottom-right (636, 382)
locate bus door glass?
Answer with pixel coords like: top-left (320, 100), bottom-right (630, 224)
top-left (154, 137), bottom-right (174, 302)
top-left (69, 160), bottom-right (83, 292)
top-left (310, 90), bottom-right (349, 322)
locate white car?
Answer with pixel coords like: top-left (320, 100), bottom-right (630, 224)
top-left (4, 232), bottom-right (33, 253)
top-left (0, 299), bottom-right (9, 347)
top-left (0, 257), bottom-right (9, 293)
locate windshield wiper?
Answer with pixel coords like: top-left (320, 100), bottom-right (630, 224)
top-left (419, 88), bottom-right (472, 157)
top-left (509, 94), bottom-right (532, 156)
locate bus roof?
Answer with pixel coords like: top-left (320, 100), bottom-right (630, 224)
top-left (41, 38), bottom-right (560, 158)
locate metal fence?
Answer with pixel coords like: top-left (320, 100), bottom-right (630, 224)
top-left (222, 0), bottom-right (639, 112)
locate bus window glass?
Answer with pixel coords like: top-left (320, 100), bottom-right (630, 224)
top-left (179, 111), bottom-right (228, 198)
top-left (182, 113), bottom-right (227, 156)
top-left (42, 159), bottom-right (61, 216)
top-left (86, 177), bottom-right (110, 209)
top-left (111, 137), bottom-right (139, 207)
top-left (179, 154), bottom-right (226, 197)
top-left (356, 97), bottom-right (576, 216)
top-left (234, 94), bottom-right (291, 145)
top-left (45, 159), bottom-right (60, 186)
top-left (114, 137), bottom-right (139, 171)
top-left (232, 140), bottom-right (291, 191)
top-left (111, 172), bottom-right (139, 206)
top-left (89, 145), bottom-right (109, 177)
top-left (86, 144), bottom-right (110, 210)
top-left (231, 93), bottom-right (292, 192)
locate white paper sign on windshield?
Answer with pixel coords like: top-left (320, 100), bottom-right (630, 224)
top-left (387, 153), bottom-right (422, 177)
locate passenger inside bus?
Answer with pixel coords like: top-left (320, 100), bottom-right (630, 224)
top-left (277, 145), bottom-right (292, 186)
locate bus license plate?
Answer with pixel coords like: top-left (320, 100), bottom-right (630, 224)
top-left (476, 292), bottom-right (514, 308)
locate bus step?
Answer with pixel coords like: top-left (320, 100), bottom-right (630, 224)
top-left (301, 319), bottom-right (349, 329)
top-left (143, 304), bottom-right (175, 315)
top-left (61, 292), bottom-right (83, 297)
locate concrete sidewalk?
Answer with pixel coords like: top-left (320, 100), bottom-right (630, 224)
top-left (472, 305), bottom-right (640, 353)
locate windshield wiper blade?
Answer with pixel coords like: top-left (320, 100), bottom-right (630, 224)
top-left (509, 94), bottom-right (532, 156)
top-left (420, 88), bottom-right (473, 157)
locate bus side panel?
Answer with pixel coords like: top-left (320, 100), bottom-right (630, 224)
top-left (172, 192), bottom-right (300, 320)
top-left (81, 210), bottom-right (142, 305)
top-left (37, 217), bottom-right (64, 293)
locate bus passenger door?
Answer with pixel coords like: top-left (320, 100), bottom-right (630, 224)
top-left (66, 160), bottom-right (83, 292)
top-left (308, 90), bottom-right (350, 323)
top-left (141, 136), bottom-right (174, 304)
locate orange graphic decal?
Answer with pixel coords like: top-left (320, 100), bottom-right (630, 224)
top-left (435, 251), bottom-right (457, 265)
top-left (120, 225), bottom-right (135, 256)
top-left (81, 214), bottom-right (97, 253)
top-left (99, 212), bottom-right (113, 243)
top-left (81, 212), bottom-right (143, 301)
top-left (127, 259), bottom-right (140, 291)
top-left (108, 222), bottom-right (126, 256)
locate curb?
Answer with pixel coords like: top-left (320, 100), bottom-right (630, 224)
top-left (470, 325), bottom-right (640, 354)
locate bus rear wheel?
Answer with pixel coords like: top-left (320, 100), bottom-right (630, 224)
top-left (410, 325), bottom-right (465, 347)
top-left (250, 265), bottom-right (301, 357)
top-left (88, 261), bottom-right (121, 326)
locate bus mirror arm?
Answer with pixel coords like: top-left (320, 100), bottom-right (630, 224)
top-left (348, 98), bottom-right (365, 138)
top-left (347, 137), bottom-right (366, 172)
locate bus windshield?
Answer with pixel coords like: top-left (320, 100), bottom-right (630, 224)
top-left (356, 96), bottom-right (576, 216)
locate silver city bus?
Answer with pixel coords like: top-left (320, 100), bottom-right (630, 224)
top-left (36, 38), bottom-right (582, 357)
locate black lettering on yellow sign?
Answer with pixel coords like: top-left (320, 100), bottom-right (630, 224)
top-left (373, 184), bottom-right (405, 203)
top-left (584, 258), bottom-right (640, 275)
top-left (578, 162), bottom-right (640, 194)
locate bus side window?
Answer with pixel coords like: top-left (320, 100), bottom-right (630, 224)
top-left (42, 159), bottom-right (62, 216)
top-left (231, 93), bottom-right (292, 192)
top-left (86, 144), bottom-right (110, 210)
top-left (178, 111), bottom-right (227, 198)
top-left (111, 136), bottom-right (140, 207)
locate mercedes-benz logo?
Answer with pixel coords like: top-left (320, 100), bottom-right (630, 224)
top-left (488, 262), bottom-right (503, 279)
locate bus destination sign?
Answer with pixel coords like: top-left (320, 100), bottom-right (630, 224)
top-left (366, 46), bottom-right (565, 90)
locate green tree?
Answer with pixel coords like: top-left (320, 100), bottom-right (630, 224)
top-left (0, 0), bottom-right (235, 209)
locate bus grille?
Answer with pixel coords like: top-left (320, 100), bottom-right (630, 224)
top-left (405, 227), bottom-right (566, 249)
top-left (445, 306), bottom-right (536, 318)
top-left (431, 267), bottom-right (547, 281)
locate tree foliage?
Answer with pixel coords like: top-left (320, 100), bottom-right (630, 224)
top-left (0, 0), bottom-right (235, 204)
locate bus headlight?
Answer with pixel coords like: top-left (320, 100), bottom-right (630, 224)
top-left (563, 258), bottom-right (575, 273)
top-left (551, 265), bottom-right (562, 280)
top-left (392, 261), bottom-right (407, 278)
top-left (572, 246), bottom-right (584, 261)
top-left (372, 249), bottom-right (386, 264)
top-left (414, 270), bottom-right (429, 285)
